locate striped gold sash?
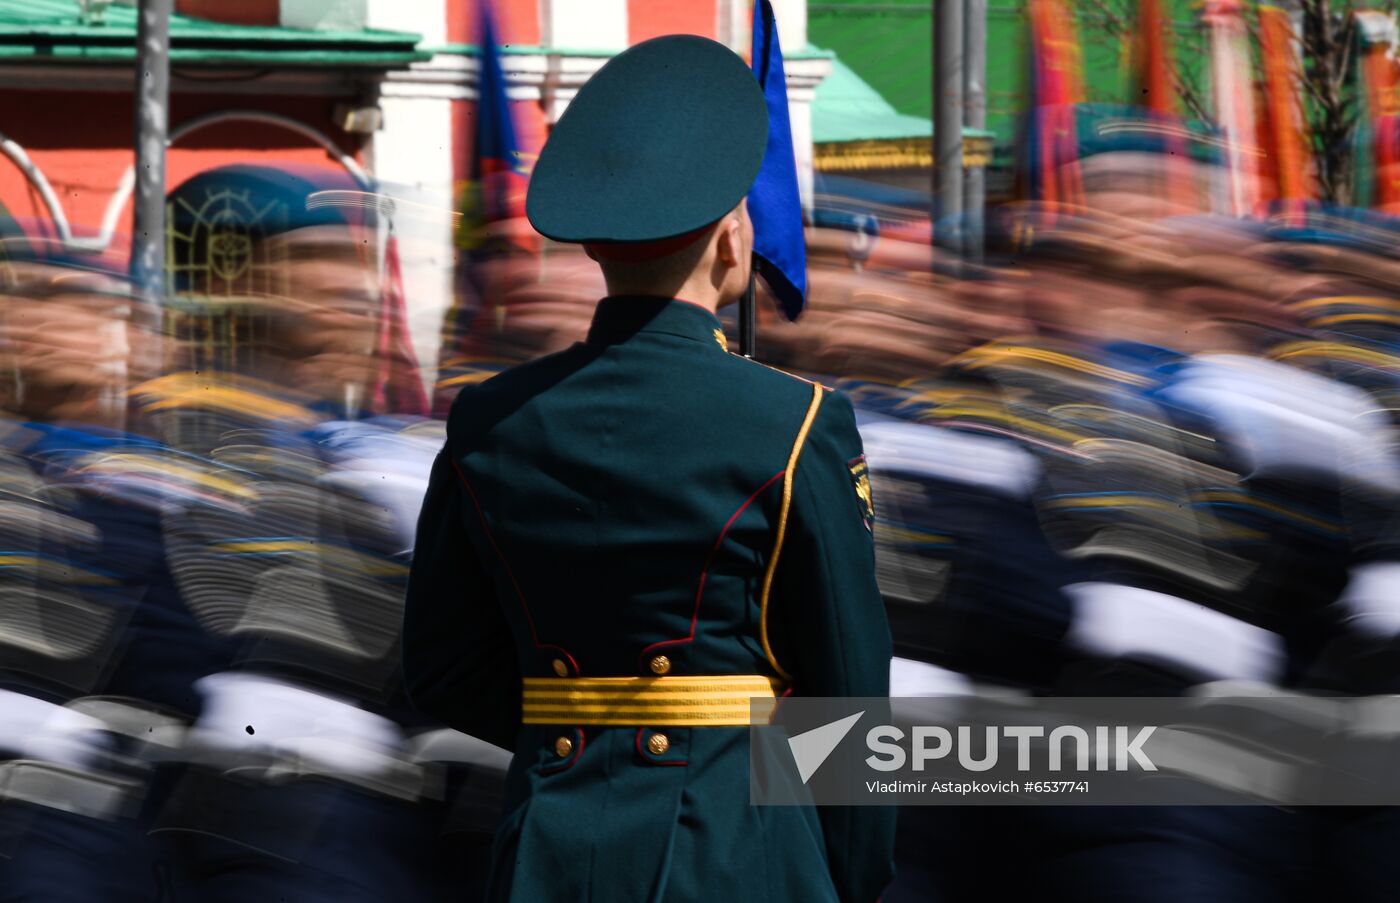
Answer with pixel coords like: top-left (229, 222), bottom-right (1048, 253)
top-left (520, 674), bottom-right (784, 726)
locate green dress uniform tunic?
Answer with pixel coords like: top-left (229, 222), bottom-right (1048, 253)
top-left (403, 295), bottom-right (896, 902)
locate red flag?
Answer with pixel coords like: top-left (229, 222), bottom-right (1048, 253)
top-left (1021, 0), bottom-right (1086, 220)
top-left (456, 0), bottom-right (531, 252)
top-left (1257, 6), bottom-right (1313, 206)
top-left (371, 233), bottom-right (428, 416)
top-left (1127, 0), bottom-right (1200, 211)
top-left (1356, 11), bottom-right (1400, 209)
top-left (1131, 0), bottom-right (1174, 115)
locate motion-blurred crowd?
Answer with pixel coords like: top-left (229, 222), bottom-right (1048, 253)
top-left (2, 152), bottom-right (1400, 901)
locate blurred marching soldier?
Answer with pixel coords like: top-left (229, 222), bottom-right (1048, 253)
top-left (403, 35), bottom-right (896, 902)
top-left (432, 0), bottom-right (537, 417)
top-left (0, 258), bottom-right (180, 902)
top-left (143, 164), bottom-right (465, 902)
top-left (856, 405), bottom-right (1077, 903)
top-left (1256, 287), bottom-right (1400, 903)
top-left (939, 227), bottom-right (1377, 902)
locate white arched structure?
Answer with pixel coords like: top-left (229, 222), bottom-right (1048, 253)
top-left (0, 109), bottom-right (369, 253)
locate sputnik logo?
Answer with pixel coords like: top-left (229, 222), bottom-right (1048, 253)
top-left (787, 711), bottom-right (865, 784)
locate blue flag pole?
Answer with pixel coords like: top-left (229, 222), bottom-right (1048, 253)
top-left (744, 0), bottom-right (809, 359)
top-left (740, 266), bottom-right (757, 358)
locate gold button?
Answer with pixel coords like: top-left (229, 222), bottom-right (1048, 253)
top-left (552, 659), bottom-right (568, 677)
top-left (646, 732), bottom-right (670, 755)
top-left (648, 655), bottom-right (672, 676)
top-left (554, 736), bottom-right (573, 758)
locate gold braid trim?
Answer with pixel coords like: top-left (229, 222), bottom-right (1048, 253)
top-left (759, 382), bottom-right (824, 681)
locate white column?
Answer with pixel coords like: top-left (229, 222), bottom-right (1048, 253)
top-left (770, 0), bottom-right (807, 51)
top-left (360, 2), bottom-right (452, 385)
top-left (716, 0), bottom-right (750, 52)
top-left (364, 0), bottom-right (444, 43)
top-left (537, 0), bottom-right (626, 124)
top-left (363, 0), bottom-right (444, 42)
top-left (785, 57), bottom-right (830, 214)
top-left (366, 92), bottom-right (455, 386)
top-left (540, 0), bottom-right (627, 51)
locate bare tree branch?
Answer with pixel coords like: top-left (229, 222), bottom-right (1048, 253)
top-left (1076, 0), bottom-right (1215, 124)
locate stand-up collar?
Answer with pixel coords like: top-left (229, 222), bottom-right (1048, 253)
top-left (586, 296), bottom-right (725, 348)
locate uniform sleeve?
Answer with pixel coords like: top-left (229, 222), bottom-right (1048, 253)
top-left (770, 388), bottom-right (896, 903)
top-left (402, 446), bottom-right (522, 750)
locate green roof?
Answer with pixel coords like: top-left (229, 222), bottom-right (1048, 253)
top-left (0, 0), bottom-right (426, 67)
top-left (812, 54), bottom-right (931, 144)
top-left (812, 52), bottom-right (992, 145)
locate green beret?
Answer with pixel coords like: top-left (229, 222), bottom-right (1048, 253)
top-left (525, 34), bottom-right (769, 245)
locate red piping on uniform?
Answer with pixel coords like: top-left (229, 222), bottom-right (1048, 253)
top-left (772, 685), bottom-right (795, 718)
top-left (452, 458), bottom-right (580, 674)
top-left (640, 469), bottom-right (786, 661)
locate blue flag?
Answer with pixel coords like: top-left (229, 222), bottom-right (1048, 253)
top-left (748, 0), bottom-right (807, 321)
top-left (455, 0), bottom-right (528, 253)
top-left (474, 2), bottom-right (521, 188)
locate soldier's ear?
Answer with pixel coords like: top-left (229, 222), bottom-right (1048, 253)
top-left (715, 216), bottom-right (743, 267)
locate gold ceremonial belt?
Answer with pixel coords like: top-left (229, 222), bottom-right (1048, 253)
top-left (521, 675), bottom-right (785, 726)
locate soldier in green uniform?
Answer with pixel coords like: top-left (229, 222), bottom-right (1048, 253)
top-left (403, 34), bottom-right (895, 902)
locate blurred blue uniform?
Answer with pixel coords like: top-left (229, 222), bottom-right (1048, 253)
top-left (129, 403), bottom-right (475, 902)
top-left (893, 341), bottom-right (1346, 902)
top-left (0, 420), bottom-right (231, 902)
top-left (851, 384), bottom-right (1076, 903)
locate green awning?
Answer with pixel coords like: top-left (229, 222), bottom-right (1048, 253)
top-left (813, 53), bottom-right (933, 145)
top-left (0, 0), bottom-right (426, 67)
top-left (813, 50), bottom-right (994, 170)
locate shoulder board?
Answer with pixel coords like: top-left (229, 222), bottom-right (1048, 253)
top-left (952, 341), bottom-right (1153, 388)
top-left (131, 372), bottom-right (319, 425)
top-left (732, 355), bottom-right (834, 391)
top-left (70, 449), bottom-right (255, 510)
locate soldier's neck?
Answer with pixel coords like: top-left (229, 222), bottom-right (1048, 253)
top-left (599, 277), bottom-right (722, 314)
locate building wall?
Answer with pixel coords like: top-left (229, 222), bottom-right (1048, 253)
top-left (448, 0), bottom-right (540, 44)
top-left (0, 88), bottom-right (360, 255)
top-left (628, 0), bottom-right (717, 45)
top-left (0, 1), bottom-right (826, 397)
top-left (0, 1), bottom-right (825, 398)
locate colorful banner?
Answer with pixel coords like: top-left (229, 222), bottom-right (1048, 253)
top-left (1018, 0), bottom-right (1087, 219)
top-left (1128, 0), bottom-right (1196, 210)
top-left (1355, 11), bottom-right (1400, 209)
top-left (436, 0), bottom-right (533, 414)
top-left (1204, 0), bottom-right (1261, 216)
top-left (457, 0), bottom-right (529, 251)
top-left (1256, 6), bottom-right (1313, 207)
top-left (371, 232), bottom-right (428, 416)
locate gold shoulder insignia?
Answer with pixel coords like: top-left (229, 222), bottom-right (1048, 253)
top-left (848, 455), bottom-right (874, 530)
top-left (713, 328), bottom-right (729, 352)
